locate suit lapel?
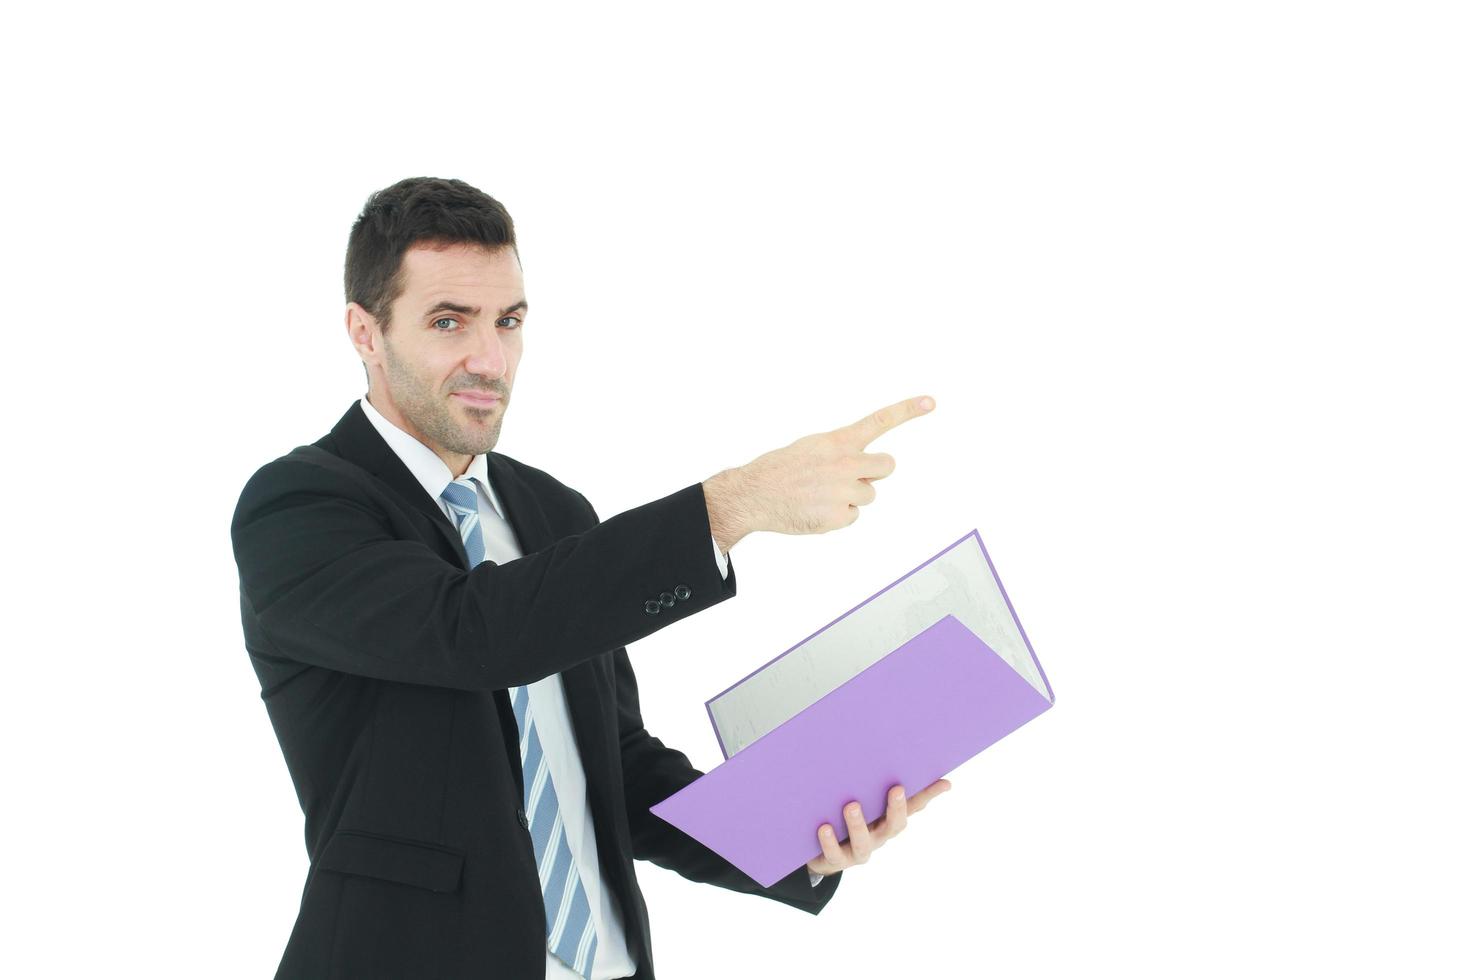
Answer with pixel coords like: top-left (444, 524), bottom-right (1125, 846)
top-left (485, 452), bottom-right (555, 559)
top-left (323, 401), bottom-right (469, 563)
top-left (322, 400), bottom-right (558, 568)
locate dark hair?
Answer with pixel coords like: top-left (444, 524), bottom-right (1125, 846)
top-left (344, 176), bottom-right (519, 336)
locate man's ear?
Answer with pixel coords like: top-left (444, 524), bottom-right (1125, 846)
top-left (346, 302), bottom-right (382, 369)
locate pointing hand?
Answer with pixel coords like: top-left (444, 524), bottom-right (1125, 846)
top-left (704, 395), bottom-right (936, 552)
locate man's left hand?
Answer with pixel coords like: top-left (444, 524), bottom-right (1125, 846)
top-left (806, 778), bottom-right (952, 876)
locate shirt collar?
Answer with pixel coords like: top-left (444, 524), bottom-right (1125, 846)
top-left (358, 394), bottom-right (506, 520)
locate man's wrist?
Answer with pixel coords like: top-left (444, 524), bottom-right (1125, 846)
top-left (703, 468), bottom-right (750, 555)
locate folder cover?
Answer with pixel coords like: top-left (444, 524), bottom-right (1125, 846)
top-left (649, 530), bottom-right (1054, 888)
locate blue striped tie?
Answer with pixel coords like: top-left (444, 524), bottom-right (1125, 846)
top-left (441, 477), bottom-right (600, 978)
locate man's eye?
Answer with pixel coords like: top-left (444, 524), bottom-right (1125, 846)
top-left (497, 315), bottom-right (523, 330)
top-left (433, 317), bottom-right (460, 331)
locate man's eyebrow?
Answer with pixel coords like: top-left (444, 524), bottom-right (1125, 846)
top-left (422, 298), bottom-right (529, 319)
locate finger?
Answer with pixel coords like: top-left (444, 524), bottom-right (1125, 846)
top-left (816, 822), bottom-right (847, 868)
top-left (841, 395), bottom-right (935, 449)
top-left (909, 777), bottom-right (951, 809)
top-left (856, 452), bottom-right (897, 481)
top-left (905, 778), bottom-right (952, 815)
top-left (844, 801), bottom-right (873, 863)
top-left (878, 785), bottom-right (909, 841)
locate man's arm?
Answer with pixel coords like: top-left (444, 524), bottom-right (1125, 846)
top-left (230, 449), bottom-right (735, 691)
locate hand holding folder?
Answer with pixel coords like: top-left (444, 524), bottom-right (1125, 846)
top-left (805, 777), bottom-right (953, 877)
top-left (651, 529), bottom-right (1054, 888)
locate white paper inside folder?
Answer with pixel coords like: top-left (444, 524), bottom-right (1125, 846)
top-left (705, 531), bottom-right (1048, 759)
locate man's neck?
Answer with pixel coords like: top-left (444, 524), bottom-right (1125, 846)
top-left (365, 389), bottom-right (472, 478)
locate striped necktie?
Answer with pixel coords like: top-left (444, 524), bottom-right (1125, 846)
top-left (441, 476), bottom-right (600, 979)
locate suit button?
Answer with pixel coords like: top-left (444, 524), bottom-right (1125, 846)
top-left (659, 591), bottom-right (675, 608)
top-left (518, 808), bottom-right (529, 830)
top-left (674, 584), bottom-right (691, 600)
top-left (644, 599), bottom-right (662, 615)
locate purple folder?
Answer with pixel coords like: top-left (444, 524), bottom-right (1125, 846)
top-left (649, 530), bottom-right (1054, 888)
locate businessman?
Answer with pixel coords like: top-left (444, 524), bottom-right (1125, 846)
top-left (230, 176), bottom-right (950, 979)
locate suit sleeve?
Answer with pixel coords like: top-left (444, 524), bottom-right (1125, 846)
top-left (230, 453), bottom-right (736, 690)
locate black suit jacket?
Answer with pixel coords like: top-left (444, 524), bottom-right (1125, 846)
top-left (230, 401), bottom-right (841, 979)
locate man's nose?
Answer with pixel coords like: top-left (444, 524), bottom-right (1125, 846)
top-left (463, 325), bottom-right (508, 377)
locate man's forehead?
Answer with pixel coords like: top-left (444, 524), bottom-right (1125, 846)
top-left (401, 243), bottom-right (522, 294)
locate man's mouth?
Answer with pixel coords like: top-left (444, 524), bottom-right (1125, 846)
top-left (453, 391), bottom-right (502, 407)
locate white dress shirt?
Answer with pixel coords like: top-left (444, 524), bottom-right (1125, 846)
top-left (358, 395), bottom-right (819, 980)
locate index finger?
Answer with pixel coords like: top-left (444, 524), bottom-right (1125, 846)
top-left (841, 395), bottom-right (935, 448)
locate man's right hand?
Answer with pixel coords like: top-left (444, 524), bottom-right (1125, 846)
top-left (703, 394), bottom-right (936, 553)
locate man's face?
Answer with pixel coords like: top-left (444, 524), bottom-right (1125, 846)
top-left (349, 243), bottom-right (526, 470)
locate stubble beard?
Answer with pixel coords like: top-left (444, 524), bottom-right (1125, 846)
top-left (383, 341), bottom-right (502, 457)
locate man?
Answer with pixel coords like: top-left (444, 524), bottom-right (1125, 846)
top-left (230, 176), bottom-right (949, 979)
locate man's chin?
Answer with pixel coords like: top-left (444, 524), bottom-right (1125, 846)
top-left (456, 404), bottom-right (502, 431)
top-left (452, 420), bottom-right (499, 454)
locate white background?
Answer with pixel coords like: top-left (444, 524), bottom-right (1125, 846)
top-left (4, 2), bottom-right (1466, 977)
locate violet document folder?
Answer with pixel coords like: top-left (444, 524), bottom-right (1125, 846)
top-left (649, 530), bottom-right (1055, 888)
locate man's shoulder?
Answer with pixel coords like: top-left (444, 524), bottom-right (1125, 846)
top-left (232, 443), bottom-right (378, 526)
top-left (245, 441), bottom-right (365, 486)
